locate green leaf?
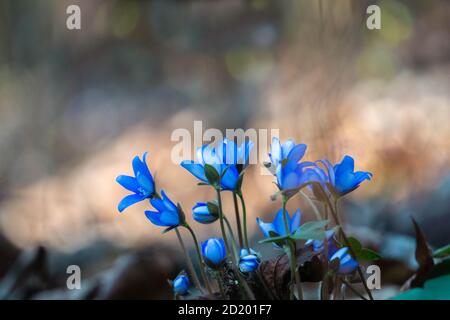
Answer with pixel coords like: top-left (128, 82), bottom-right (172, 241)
top-left (346, 236), bottom-right (363, 258)
top-left (291, 220), bottom-right (329, 240)
top-left (391, 274), bottom-right (450, 300)
top-left (346, 236), bottom-right (381, 261)
top-left (259, 233), bottom-right (290, 245)
top-left (359, 248), bottom-right (382, 261)
top-left (433, 244), bottom-right (450, 259)
top-left (204, 164), bottom-right (220, 187)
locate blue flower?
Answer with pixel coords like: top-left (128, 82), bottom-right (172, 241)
top-left (305, 229), bottom-right (339, 258)
top-left (192, 202), bottom-right (219, 224)
top-left (330, 247), bottom-right (359, 274)
top-left (201, 238), bottom-right (227, 269)
top-left (314, 156), bottom-right (372, 198)
top-left (144, 190), bottom-right (181, 227)
top-left (268, 138), bottom-right (321, 193)
top-left (173, 274), bottom-right (190, 296)
top-left (256, 208), bottom-right (301, 246)
top-left (180, 139), bottom-right (253, 191)
top-left (239, 248), bottom-right (260, 273)
top-left (269, 137), bottom-right (307, 169)
top-left (116, 152), bottom-right (155, 212)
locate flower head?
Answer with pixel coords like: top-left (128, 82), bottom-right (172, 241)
top-left (201, 238), bottom-right (227, 269)
top-left (268, 138), bottom-right (322, 195)
top-left (330, 247), bottom-right (359, 274)
top-left (239, 248), bottom-right (260, 273)
top-left (313, 156), bottom-right (372, 198)
top-left (256, 208), bottom-right (301, 246)
top-left (192, 202), bottom-right (219, 224)
top-left (173, 274), bottom-right (190, 296)
top-left (181, 139), bottom-right (253, 191)
top-left (116, 152), bottom-right (155, 212)
top-left (145, 190), bottom-right (181, 227)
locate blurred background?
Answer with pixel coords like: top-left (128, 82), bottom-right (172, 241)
top-left (0, 0), bottom-right (449, 299)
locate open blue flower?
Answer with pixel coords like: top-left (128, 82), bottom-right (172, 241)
top-left (239, 248), bottom-right (260, 273)
top-left (314, 156), bottom-right (372, 198)
top-left (257, 208), bottom-right (301, 246)
top-left (181, 139), bottom-right (253, 191)
top-left (192, 202), bottom-right (219, 224)
top-left (330, 247), bottom-right (359, 274)
top-left (268, 138), bottom-right (321, 193)
top-left (201, 238), bottom-right (227, 269)
top-left (144, 190), bottom-right (180, 227)
top-left (173, 274), bottom-right (190, 296)
top-left (269, 137), bottom-right (307, 169)
top-left (116, 152), bottom-right (155, 212)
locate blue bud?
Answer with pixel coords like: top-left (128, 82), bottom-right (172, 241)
top-left (173, 274), bottom-right (190, 296)
top-left (201, 238), bottom-right (227, 269)
top-left (192, 202), bottom-right (219, 224)
top-left (239, 248), bottom-right (260, 273)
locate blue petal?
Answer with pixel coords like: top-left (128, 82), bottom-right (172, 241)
top-left (161, 190), bottom-right (178, 212)
top-left (281, 139), bottom-right (296, 159)
top-left (290, 208), bottom-right (302, 233)
top-left (160, 210), bottom-right (180, 226)
top-left (150, 197), bottom-right (166, 212)
top-left (273, 208), bottom-right (289, 236)
top-left (256, 218), bottom-right (277, 238)
top-left (220, 165), bottom-right (239, 190)
top-left (180, 160), bottom-right (207, 182)
top-left (145, 210), bottom-right (165, 226)
top-left (116, 175), bottom-right (140, 193)
top-left (132, 152), bottom-right (152, 181)
top-left (136, 172), bottom-right (154, 194)
top-left (118, 193), bottom-right (146, 212)
top-left (269, 137), bottom-right (282, 166)
top-left (335, 155), bottom-right (355, 177)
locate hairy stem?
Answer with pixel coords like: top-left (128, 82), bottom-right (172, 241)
top-left (175, 228), bottom-right (203, 293)
top-left (237, 191), bottom-right (250, 249)
top-left (185, 224), bottom-right (213, 295)
top-left (232, 192), bottom-right (244, 248)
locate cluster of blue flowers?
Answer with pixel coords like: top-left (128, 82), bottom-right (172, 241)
top-left (116, 136), bottom-right (372, 299)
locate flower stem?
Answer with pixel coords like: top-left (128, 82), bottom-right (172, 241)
top-left (237, 191), bottom-right (250, 249)
top-left (320, 189), bottom-right (374, 300)
top-left (175, 228), bottom-right (203, 293)
top-left (184, 224), bottom-right (213, 295)
top-left (216, 189), bottom-right (232, 256)
top-left (232, 192), bottom-right (244, 248)
top-left (224, 216), bottom-right (239, 258)
top-left (281, 196), bottom-right (303, 300)
top-left (217, 189), bottom-right (255, 300)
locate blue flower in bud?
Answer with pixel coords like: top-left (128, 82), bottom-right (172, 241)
top-left (116, 152), bottom-right (155, 212)
top-left (314, 156), bottom-right (372, 198)
top-left (192, 202), bottom-right (219, 224)
top-left (180, 139), bottom-right (253, 191)
top-left (330, 247), bottom-right (359, 274)
top-left (239, 248), bottom-right (260, 273)
top-left (256, 208), bottom-right (301, 246)
top-left (173, 274), bottom-right (190, 296)
top-left (145, 190), bottom-right (180, 227)
top-left (201, 238), bottom-right (227, 269)
top-left (305, 229), bottom-right (339, 259)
